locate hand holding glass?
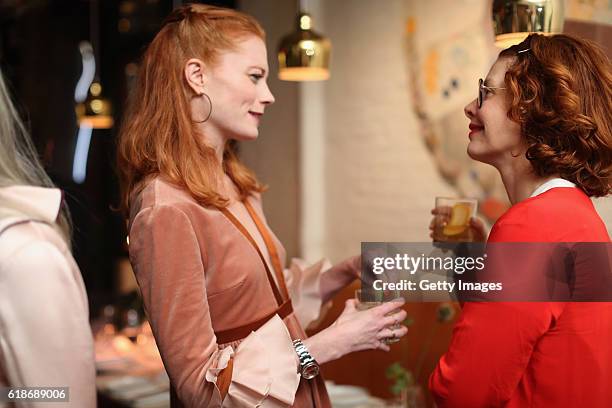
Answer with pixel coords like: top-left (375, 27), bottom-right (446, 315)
top-left (355, 289), bottom-right (404, 344)
top-left (432, 197), bottom-right (478, 242)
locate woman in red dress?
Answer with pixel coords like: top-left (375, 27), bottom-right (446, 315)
top-left (429, 34), bottom-right (612, 407)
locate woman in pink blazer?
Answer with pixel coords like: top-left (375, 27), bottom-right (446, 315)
top-left (117, 4), bottom-right (408, 407)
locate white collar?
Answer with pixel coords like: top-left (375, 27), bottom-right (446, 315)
top-left (0, 185), bottom-right (62, 223)
top-left (530, 178), bottom-right (576, 198)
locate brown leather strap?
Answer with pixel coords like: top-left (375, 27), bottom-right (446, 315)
top-left (220, 206), bottom-right (284, 306)
top-left (216, 358), bottom-right (234, 400)
top-left (172, 201), bottom-right (297, 407)
top-left (243, 200), bottom-right (291, 301)
top-left (170, 298), bottom-right (293, 406)
top-left (215, 299), bottom-right (293, 344)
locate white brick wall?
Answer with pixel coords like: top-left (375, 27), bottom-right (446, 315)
top-left (321, 0), bottom-right (455, 262)
top-left (240, 0), bottom-right (611, 264)
top-left (312, 0), bottom-right (610, 262)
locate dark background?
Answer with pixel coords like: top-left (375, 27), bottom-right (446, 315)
top-left (0, 0), bottom-right (235, 316)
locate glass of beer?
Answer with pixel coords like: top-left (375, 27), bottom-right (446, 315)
top-left (355, 289), bottom-right (403, 344)
top-left (433, 197), bottom-right (478, 242)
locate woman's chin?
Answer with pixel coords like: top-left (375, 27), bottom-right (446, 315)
top-left (232, 129), bottom-right (259, 142)
top-left (467, 144), bottom-right (491, 164)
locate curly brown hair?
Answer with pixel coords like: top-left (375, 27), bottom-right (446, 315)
top-left (499, 34), bottom-right (611, 197)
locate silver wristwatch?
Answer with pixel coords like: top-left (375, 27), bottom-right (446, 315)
top-left (292, 339), bottom-right (320, 380)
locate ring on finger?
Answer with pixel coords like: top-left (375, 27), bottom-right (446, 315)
top-left (382, 330), bottom-right (396, 345)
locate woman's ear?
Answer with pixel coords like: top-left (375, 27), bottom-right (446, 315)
top-left (184, 58), bottom-right (207, 95)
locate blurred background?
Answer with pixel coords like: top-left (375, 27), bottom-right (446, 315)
top-left (1, 0), bottom-right (610, 406)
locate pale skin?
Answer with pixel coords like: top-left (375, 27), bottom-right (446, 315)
top-left (183, 35), bottom-right (408, 364)
top-left (430, 57), bottom-right (559, 240)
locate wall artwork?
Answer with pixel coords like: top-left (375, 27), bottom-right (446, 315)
top-left (405, 0), bottom-right (611, 224)
top-left (405, 0), bottom-right (510, 223)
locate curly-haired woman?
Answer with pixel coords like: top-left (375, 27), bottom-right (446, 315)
top-left (429, 34), bottom-right (611, 407)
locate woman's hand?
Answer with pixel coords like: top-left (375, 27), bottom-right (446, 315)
top-left (303, 298), bottom-right (408, 364)
top-left (429, 207), bottom-right (487, 242)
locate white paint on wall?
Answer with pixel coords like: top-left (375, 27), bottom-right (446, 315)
top-left (240, 0), bottom-right (612, 266)
top-left (321, 0), bottom-right (456, 262)
top-left (593, 198), bottom-right (612, 236)
top-left (299, 0), bottom-right (328, 262)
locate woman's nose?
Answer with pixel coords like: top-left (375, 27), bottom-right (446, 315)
top-left (261, 83), bottom-right (275, 105)
top-left (464, 98), bottom-right (478, 119)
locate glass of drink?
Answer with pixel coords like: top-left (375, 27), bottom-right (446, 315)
top-left (433, 197), bottom-right (478, 242)
top-left (355, 289), bottom-right (403, 344)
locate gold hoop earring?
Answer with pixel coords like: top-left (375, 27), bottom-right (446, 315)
top-left (194, 92), bottom-right (212, 123)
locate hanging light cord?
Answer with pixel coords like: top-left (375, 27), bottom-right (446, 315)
top-left (90, 0), bottom-right (101, 82)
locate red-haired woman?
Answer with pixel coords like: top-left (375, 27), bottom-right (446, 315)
top-left (429, 34), bottom-right (612, 407)
top-left (117, 4), bottom-right (407, 408)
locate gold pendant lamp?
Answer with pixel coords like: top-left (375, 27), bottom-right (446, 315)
top-left (278, 0), bottom-right (331, 81)
top-left (492, 0), bottom-right (565, 49)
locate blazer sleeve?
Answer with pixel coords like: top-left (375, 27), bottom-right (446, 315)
top-left (429, 214), bottom-right (568, 407)
top-left (0, 239), bottom-right (96, 407)
top-left (283, 258), bottom-right (331, 329)
top-left (284, 255), bottom-right (360, 329)
top-left (429, 301), bottom-right (563, 407)
top-left (129, 205), bottom-right (300, 408)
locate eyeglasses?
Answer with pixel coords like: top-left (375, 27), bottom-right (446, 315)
top-left (477, 48), bottom-right (528, 108)
top-left (478, 78), bottom-right (506, 109)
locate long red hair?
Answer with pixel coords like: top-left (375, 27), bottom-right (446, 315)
top-left (117, 4), bottom-right (266, 215)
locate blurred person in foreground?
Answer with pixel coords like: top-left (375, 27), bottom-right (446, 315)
top-left (0, 69), bottom-right (95, 406)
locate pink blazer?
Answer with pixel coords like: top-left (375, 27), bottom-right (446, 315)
top-left (128, 177), bottom-right (359, 407)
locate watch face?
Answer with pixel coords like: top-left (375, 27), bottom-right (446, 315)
top-left (302, 363), bottom-right (320, 380)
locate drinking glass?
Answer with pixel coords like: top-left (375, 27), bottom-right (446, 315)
top-left (433, 197), bottom-right (478, 242)
top-left (355, 289), bottom-right (403, 344)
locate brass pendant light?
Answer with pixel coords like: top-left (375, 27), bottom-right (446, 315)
top-left (492, 0), bottom-right (565, 49)
top-left (75, 80), bottom-right (113, 129)
top-left (278, 1), bottom-right (331, 82)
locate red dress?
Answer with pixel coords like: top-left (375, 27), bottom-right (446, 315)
top-left (429, 187), bottom-right (612, 407)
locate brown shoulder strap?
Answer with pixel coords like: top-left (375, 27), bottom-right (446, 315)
top-left (219, 206), bottom-right (284, 306)
top-left (215, 299), bottom-right (294, 344)
top-left (243, 200), bottom-right (291, 301)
